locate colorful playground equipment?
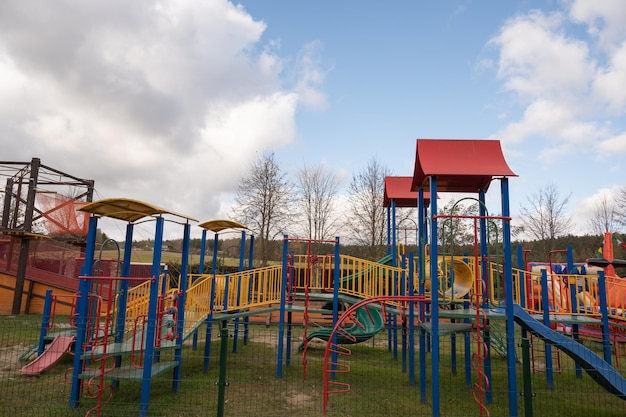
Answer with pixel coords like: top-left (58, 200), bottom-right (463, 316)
top-left (12, 139), bottom-right (626, 417)
top-left (66, 198), bottom-right (197, 417)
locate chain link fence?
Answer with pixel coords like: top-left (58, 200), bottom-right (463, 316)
top-left (2, 314), bottom-right (626, 416)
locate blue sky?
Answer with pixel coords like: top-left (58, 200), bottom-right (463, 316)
top-left (245, 1), bottom-right (519, 174)
top-left (242, 0), bottom-right (626, 236)
top-left (1, 0), bottom-right (625, 240)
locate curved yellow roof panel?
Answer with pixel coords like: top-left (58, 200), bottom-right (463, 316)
top-left (198, 219), bottom-right (247, 233)
top-left (79, 198), bottom-right (196, 223)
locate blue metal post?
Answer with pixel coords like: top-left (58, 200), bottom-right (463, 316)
top-left (391, 200), bottom-right (397, 263)
top-left (501, 177), bottom-right (518, 416)
top-left (232, 231), bottom-right (246, 353)
top-left (567, 246), bottom-right (583, 379)
top-left (429, 176), bottom-right (440, 417)
top-left (118, 223), bottom-right (134, 330)
top-left (597, 271), bottom-right (612, 364)
top-left (248, 235), bottom-right (255, 269)
top-left (244, 235), bottom-right (255, 345)
top-left (139, 216), bottom-right (165, 417)
top-left (222, 275), bottom-right (230, 311)
top-left (173, 222), bottom-right (191, 392)
top-left (479, 190), bottom-right (493, 404)
top-left (276, 236), bottom-right (289, 377)
top-left (401, 253), bottom-right (407, 372)
top-left (286, 252), bottom-right (294, 368)
top-left (193, 229), bottom-right (207, 350)
top-left (392, 199), bottom-right (398, 360)
top-left (203, 232), bottom-right (219, 373)
top-left (211, 233), bottom-right (219, 274)
top-left (38, 290), bottom-right (53, 356)
top-left (199, 229), bottom-right (207, 274)
top-left (386, 207), bottom-right (391, 255)
top-left (204, 272), bottom-right (217, 374)
top-left (70, 215), bottom-right (98, 407)
top-left (112, 223), bottom-right (134, 390)
top-left (418, 189), bottom-right (427, 403)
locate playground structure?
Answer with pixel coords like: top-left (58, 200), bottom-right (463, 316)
top-left (0, 158), bottom-right (95, 315)
top-left (3, 140), bottom-right (626, 416)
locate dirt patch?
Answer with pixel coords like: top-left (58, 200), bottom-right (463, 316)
top-left (0, 344), bottom-right (27, 381)
top-left (285, 390), bottom-right (313, 406)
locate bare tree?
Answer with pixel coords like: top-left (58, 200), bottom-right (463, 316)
top-left (588, 194), bottom-right (619, 235)
top-left (615, 185), bottom-right (626, 232)
top-left (438, 199), bottom-right (479, 247)
top-left (519, 183), bottom-right (574, 242)
top-left (346, 158), bottom-right (391, 258)
top-left (232, 151), bottom-right (293, 265)
top-left (295, 162), bottom-right (339, 241)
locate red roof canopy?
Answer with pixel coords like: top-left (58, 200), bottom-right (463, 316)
top-left (411, 139), bottom-right (516, 193)
top-left (384, 176), bottom-right (431, 207)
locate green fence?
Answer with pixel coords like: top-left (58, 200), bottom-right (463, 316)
top-left (2, 314), bottom-right (626, 416)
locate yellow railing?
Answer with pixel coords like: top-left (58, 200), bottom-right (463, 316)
top-left (183, 265), bottom-right (284, 333)
top-left (246, 265), bottom-right (283, 307)
top-left (183, 273), bottom-right (215, 334)
top-left (124, 275), bottom-right (175, 326)
top-left (119, 256), bottom-right (626, 334)
top-left (336, 255), bottom-right (401, 299)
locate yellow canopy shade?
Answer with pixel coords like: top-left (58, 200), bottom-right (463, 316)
top-left (198, 219), bottom-right (247, 233)
top-left (79, 198), bottom-right (196, 223)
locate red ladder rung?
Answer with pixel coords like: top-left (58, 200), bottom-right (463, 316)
top-left (324, 362), bottom-right (350, 374)
top-left (336, 327), bottom-right (357, 343)
top-left (326, 381), bottom-right (351, 394)
top-left (328, 343), bottom-right (352, 356)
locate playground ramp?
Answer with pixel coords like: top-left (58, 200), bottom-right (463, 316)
top-left (512, 304), bottom-right (626, 399)
top-left (19, 335), bottom-right (75, 376)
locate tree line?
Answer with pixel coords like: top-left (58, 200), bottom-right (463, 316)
top-left (119, 150), bottom-right (626, 269)
top-left (230, 151), bottom-right (396, 265)
top-left (225, 151), bottom-right (626, 266)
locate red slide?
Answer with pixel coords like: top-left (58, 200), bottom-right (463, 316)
top-left (19, 335), bottom-right (75, 376)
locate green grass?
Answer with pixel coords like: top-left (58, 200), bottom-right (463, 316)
top-left (98, 249), bottom-right (246, 270)
top-left (1, 317), bottom-right (626, 416)
top-left (98, 249), bottom-right (202, 265)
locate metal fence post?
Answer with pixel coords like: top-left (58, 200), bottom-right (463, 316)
top-left (216, 327), bottom-right (229, 417)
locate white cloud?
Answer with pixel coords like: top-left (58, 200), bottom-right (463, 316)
top-left (292, 41), bottom-right (329, 111)
top-left (568, 0), bottom-right (626, 48)
top-left (498, 99), bottom-right (603, 145)
top-left (0, 0), bottom-right (327, 237)
top-left (592, 41), bottom-right (626, 113)
top-left (200, 92), bottom-right (298, 165)
top-left (598, 132), bottom-right (626, 154)
top-left (490, 10), bottom-right (594, 100)
top-left (490, 5), bottom-right (626, 163)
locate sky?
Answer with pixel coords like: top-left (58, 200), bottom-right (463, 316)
top-left (1, 0), bottom-right (626, 241)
